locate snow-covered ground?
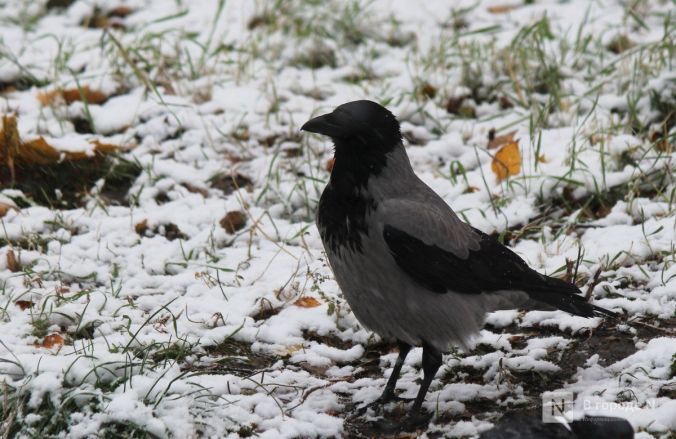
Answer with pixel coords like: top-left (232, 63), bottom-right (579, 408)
top-left (1, 0), bottom-right (674, 437)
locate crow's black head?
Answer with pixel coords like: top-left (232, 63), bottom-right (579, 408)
top-left (301, 100), bottom-right (401, 152)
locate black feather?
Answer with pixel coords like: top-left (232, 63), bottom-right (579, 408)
top-left (383, 224), bottom-right (616, 318)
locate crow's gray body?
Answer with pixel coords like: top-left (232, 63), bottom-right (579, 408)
top-left (318, 146), bottom-right (530, 351)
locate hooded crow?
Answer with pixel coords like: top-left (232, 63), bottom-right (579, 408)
top-left (301, 100), bottom-right (615, 430)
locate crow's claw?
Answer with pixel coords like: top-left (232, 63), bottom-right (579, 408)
top-left (369, 410), bottom-right (434, 433)
top-left (354, 393), bottom-right (413, 416)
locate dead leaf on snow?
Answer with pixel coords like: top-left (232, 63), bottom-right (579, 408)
top-left (491, 140), bottom-right (521, 182)
top-left (220, 211), bottom-right (247, 234)
top-left (488, 4), bottom-right (522, 14)
top-left (294, 297), bottom-right (321, 308)
top-left (279, 343), bottom-right (304, 356)
top-left (1, 114), bottom-right (122, 180)
top-left (0, 201), bottom-right (17, 217)
top-left (487, 129), bottom-right (517, 149)
top-left (6, 249), bottom-right (19, 272)
top-left (135, 219), bottom-right (148, 235)
top-left (36, 333), bottom-right (64, 349)
top-left (15, 300), bottom-right (33, 310)
top-left (37, 86), bottom-right (108, 106)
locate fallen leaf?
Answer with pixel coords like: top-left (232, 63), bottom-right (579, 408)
top-left (135, 219), bottom-right (148, 235)
top-left (107, 6), bottom-right (134, 17)
top-left (446, 95), bottom-right (467, 114)
top-left (655, 139), bottom-right (673, 153)
top-left (487, 130), bottom-right (517, 149)
top-left (1, 114), bottom-right (121, 174)
top-left (36, 333), bottom-right (64, 349)
top-left (499, 95), bottom-right (514, 109)
top-left (491, 140), bottom-right (521, 182)
top-left (607, 35), bottom-right (634, 54)
top-left (0, 201), bottom-right (17, 217)
top-left (294, 297), bottom-right (321, 308)
top-left (220, 211), bottom-right (247, 234)
top-left (279, 343), bottom-right (304, 356)
top-left (182, 183), bottom-right (209, 197)
top-left (418, 82), bottom-right (437, 99)
top-left (538, 154), bottom-right (548, 163)
top-left (15, 300), bottom-right (33, 310)
top-left (161, 223), bottom-right (187, 241)
top-left (37, 86), bottom-right (108, 106)
top-left (209, 173), bottom-right (252, 194)
top-left (488, 4), bottom-right (521, 13)
top-left (6, 249), bottom-right (19, 272)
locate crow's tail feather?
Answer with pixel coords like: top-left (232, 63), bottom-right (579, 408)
top-left (527, 275), bottom-right (617, 319)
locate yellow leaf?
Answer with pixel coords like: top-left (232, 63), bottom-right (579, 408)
top-left (294, 297), bottom-right (321, 308)
top-left (491, 141), bottom-right (521, 182)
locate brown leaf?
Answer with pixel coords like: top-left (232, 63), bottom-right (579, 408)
top-left (89, 140), bottom-right (120, 154)
top-left (107, 6), bottom-right (134, 17)
top-left (607, 35), bottom-right (634, 54)
top-left (21, 137), bottom-right (67, 164)
top-left (15, 300), bottom-right (33, 310)
top-left (1, 114), bottom-right (121, 170)
top-left (37, 86), bottom-right (108, 106)
top-left (6, 249), bottom-right (19, 272)
top-left (135, 219), bottom-right (148, 235)
top-left (419, 83), bottom-right (437, 100)
top-left (220, 211), bottom-right (247, 234)
top-left (446, 96), bottom-right (466, 114)
top-left (488, 4), bottom-right (521, 13)
top-left (294, 297), bottom-right (321, 308)
top-left (0, 115), bottom-right (21, 177)
top-left (491, 140), bottom-right (521, 182)
top-left (36, 333), bottom-right (64, 349)
top-left (655, 139), bottom-right (673, 153)
top-left (487, 130), bottom-right (517, 150)
top-left (182, 183), bottom-right (209, 197)
top-left (209, 173), bottom-right (252, 194)
top-left (0, 201), bottom-right (17, 217)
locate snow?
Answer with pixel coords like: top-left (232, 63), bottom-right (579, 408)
top-left (1, 0), bottom-right (674, 437)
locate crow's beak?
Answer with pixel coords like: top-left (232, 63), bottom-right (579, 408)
top-left (301, 112), bottom-right (348, 138)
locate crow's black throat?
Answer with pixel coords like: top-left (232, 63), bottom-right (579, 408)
top-left (316, 139), bottom-right (390, 253)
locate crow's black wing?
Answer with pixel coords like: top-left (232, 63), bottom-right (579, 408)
top-left (383, 224), bottom-right (615, 318)
top-left (383, 224), bottom-right (535, 294)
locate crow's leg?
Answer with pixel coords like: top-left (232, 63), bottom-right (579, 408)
top-left (402, 342), bottom-right (442, 429)
top-left (356, 341), bottom-right (412, 415)
top-left (370, 342), bottom-right (442, 433)
top-left (380, 340), bottom-right (412, 402)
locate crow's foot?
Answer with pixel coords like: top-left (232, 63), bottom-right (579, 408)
top-left (354, 393), bottom-right (414, 416)
top-left (369, 411), bottom-right (433, 434)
